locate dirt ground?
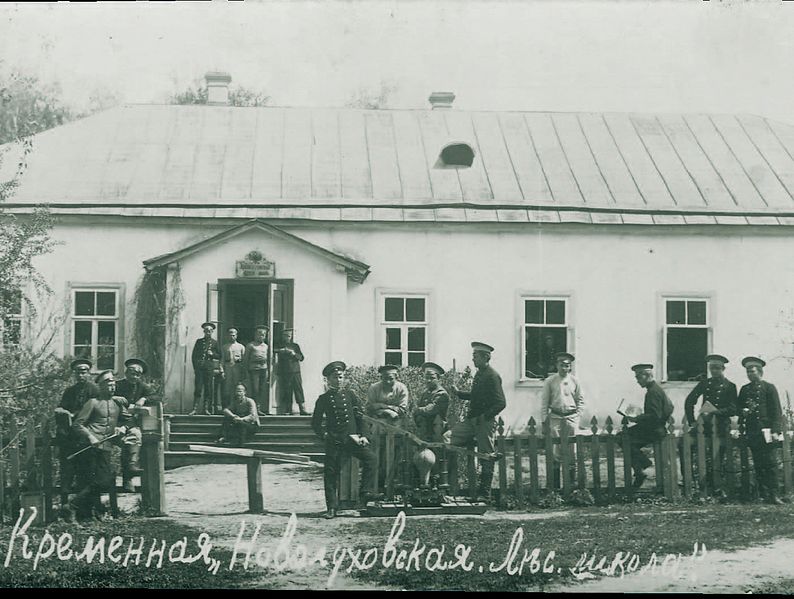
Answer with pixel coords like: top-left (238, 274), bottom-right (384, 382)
top-left (156, 462), bottom-right (794, 591)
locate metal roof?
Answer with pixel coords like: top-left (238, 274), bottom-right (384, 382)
top-left (4, 104), bottom-right (794, 223)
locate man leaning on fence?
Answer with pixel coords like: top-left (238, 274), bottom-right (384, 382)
top-left (541, 352), bottom-right (585, 490)
top-left (115, 357), bottom-right (156, 493)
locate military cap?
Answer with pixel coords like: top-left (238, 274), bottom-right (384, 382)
top-left (283, 328), bottom-right (295, 333)
top-left (322, 361), bottom-right (347, 377)
top-left (70, 358), bottom-right (92, 371)
top-left (201, 321), bottom-right (216, 330)
top-left (705, 354), bottom-right (729, 365)
top-left (741, 356), bottom-right (766, 369)
top-left (95, 370), bottom-right (115, 384)
top-left (471, 341), bottom-right (494, 353)
top-left (555, 352), bottom-right (575, 363)
top-left (378, 365), bottom-right (399, 374)
top-left (254, 324), bottom-right (270, 331)
top-left (124, 358), bottom-right (148, 374)
top-left (631, 363), bottom-right (654, 373)
top-left (421, 362), bottom-right (445, 376)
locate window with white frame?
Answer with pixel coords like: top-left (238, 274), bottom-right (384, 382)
top-left (664, 298), bottom-right (709, 382)
top-left (71, 287), bottom-right (121, 371)
top-left (0, 287), bottom-right (23, 351)
top-left (523, 297), bottom-right (568, 379)
top-left (381, 294), bottom-right (427, 367)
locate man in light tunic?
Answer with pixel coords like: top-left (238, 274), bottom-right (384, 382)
top-left (222, 327), bottom-right (246, 409)
top-left (366, 365), bottom-right (409, 424)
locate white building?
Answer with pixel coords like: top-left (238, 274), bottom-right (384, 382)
top-left (3, 76), bottom-right (794, 432)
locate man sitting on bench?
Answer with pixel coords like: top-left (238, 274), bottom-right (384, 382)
top-left (219, 382), bottom-right (260, 446)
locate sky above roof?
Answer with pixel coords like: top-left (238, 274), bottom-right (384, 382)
top-left (1, 1), bottom-right (793, 121)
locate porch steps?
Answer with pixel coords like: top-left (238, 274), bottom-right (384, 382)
top-left (164, 414), bottom-right (324, 469)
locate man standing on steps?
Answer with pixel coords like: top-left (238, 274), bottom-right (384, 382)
top-left (191, 321), bottom-right (223, 415)
top-left (244, 325), bottom-right (270, 415)
top-left (312, 361), bottom-right (377, 519)
top-left (115, 358), bottom-right (156, 493)
top-left (222, 327), bottom-right (246, 410)
top-left (275, 328), bottom-right (309, 415)
top-left (449, 341), bottom-right (507, 502)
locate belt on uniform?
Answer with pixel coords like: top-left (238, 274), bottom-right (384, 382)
top-left (550, 408), bottom-right (578, 417)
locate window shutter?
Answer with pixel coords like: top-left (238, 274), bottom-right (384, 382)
top-left (661, 325), bottom-right (668, 382)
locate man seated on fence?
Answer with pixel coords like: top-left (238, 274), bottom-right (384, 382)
top-left (541, 352), bottom-right (585, 490)
top-left (312, 361), bottom-right (377, 519)
top-left (414, 362), bottom-right (450, 442)
top-left (450, 341), bottom-right (507, 502)
top-left (366, 365), bottom-right (409, 424)
top-left (618, 363), bottom-right (674, 489)
top-left (70, 370), bottom-right (132, 521)
top-left (737, 356), bottom-right (785, 505)
top-left (680, 354), bottom-right (737, 488)
top-left (55, 358), bottom-right (99, 517)
top-left (115, 357), bottom-right (157, 493)
top-left (218, 382), bottom-right (261, 446)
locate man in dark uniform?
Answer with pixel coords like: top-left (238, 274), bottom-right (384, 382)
top-left (311, 361), bottom-right (377, 519)
top-left (275, 328), bottom-right (309, 415)
top-left (414, 362), bottom-right (450, 442)
top-left (620, 363), bottom-right (674, 489)
top-left (54, 358), bottom-right (99, 515)
top-left (70, 370), bottom-right (132, 521)
top-left (681, 354), bottom-right (737, 486)
top-left (450, 342), bottom-right (507, 501)
top-left (115, 358), bottom-right (157, 492)
top-left (190, 321), bottom-right (222, 415)
top-left (737, 356), bottom-right (784, 505)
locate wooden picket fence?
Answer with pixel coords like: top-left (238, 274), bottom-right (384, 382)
top-left (337, 414), bottom-right (794, 507)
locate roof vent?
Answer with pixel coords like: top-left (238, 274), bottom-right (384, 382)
top-left (428, 91), bottom-right (455, 110)
top-left (205, 71), bottom-right (232, 105)
top-left (435, 142), bottom-right (475, 168)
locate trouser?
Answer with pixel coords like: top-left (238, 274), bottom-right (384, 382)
top-left (58, 443), bottom-right (79, 503)
top-left (222, 417), bottom-right (259, 446)
top-left (121, 426), bottom-right (143, 483)
top-left (323, 437), bottom-right (376, 510)
top-left (747, 434), bottom-right (780, 500)
top-left (194, 369), bottom-right (222, 413)
top-left (449, 416), bottom-right (497, 493)
top-left (618, 424), bottom-right (665, 475)
top-left (548, 414), bottom-right (579, 488)
top-left (71, 448), bottom-right (114, 519)
top-left (277, 372), bottom-right (305, 414)
top-left (223, 363), bottom-right (245, 408)
top-left (248, 369), bottom-right (269, 414)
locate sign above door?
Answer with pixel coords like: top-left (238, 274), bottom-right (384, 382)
top-left (235, 250), bottom-right (276, 278)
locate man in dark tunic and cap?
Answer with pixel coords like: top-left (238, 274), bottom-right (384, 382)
top-left (311, 361), bottom-right (377, 519)
top-left (115, 358), bottom-right (157, 492)
top-left (191, 321), bottom-right (223, 415)
top-left (275, 328), bottom-right (309, 415)
top-left (737, 356), bottom-right (784, 504)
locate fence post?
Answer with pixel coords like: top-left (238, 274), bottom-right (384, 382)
top-left (497, 418), bottom-right (508, 508)
top-left (140, 402), bottom-right (166, 515)
top-left (246, 456), bottom-right (264, 513)
top-left (696, 417), bottom-right (708, 495)
top-left (543, 419), bottom-right (555, 492)
top-left (0, 425), bottom-right (4, 524)
top-left (710, 417), bottom-right (722, 493)
top-left (40, 417), bottom-right (54, 523)
top-left (681, 416), bottom-right (693, 499)
top-left (661, 418), bottom-right (676, 500)
top-left (10, 419), bottom-right (20, 515)
top-left (605, 416), bottom-right (616, 500)
top-left (560, 420), bottom-right (572, 499)
top-left (621, 416), bottom-right (633, 498)
top-left (576, 427), bottom-right (586, 492)
top-left (527, 417), bottom-right (539, 505)
top-left (385, 431), bottom-right (396, 499)
top-left (781, 417), bottom-right (792, 497)
top-left (739, 437), bottom-right (751, 499)
top-left (724, 421), bottom-right (736, 498)
top-left (513, 429), bottom-right (524, 509)
top-left (590, 417), bottom-right (601, 502)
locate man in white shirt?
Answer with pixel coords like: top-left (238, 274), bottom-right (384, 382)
top-left (366, 365), bottom-right (409, 424)
top-left (541, 352), bottom-right (585, 490)
top-left (222, 327), bottom-right (246, 410)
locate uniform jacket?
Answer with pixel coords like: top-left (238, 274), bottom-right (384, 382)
top-left (366, 381), bottom-right (409, 418)
top-left (115, 379), bottom-right (156, 406)
top-left (737, 380), bottom-right (783, 435)
top-left (457, 365), bottom-right (507, 420)
top-left (414, 386), bottom-right (450, 440)
top-left (684, 377), bottom-right (737, 426)
top-left (312, 387), bottom-right (365, 441)
top-left (191, 337), bottom-right (222, 371)
top-left (275, 342), bottom-right (304, 376)
top-left (56, 381), bottom-right (100, 442)
top-left (72, 396), bottom-right (132, 451)
top-left (540, 373), bottom-right (585, 422)
top-left (634, 381), bottom-right (674, 437)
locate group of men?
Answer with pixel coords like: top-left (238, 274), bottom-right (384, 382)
top-left (190, 322), bottom-right (309, 417)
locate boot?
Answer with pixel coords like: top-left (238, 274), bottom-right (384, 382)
top-left (477, 462), bottom-right (495, 502)
top-left (298, 404), bottom-right (311, 416)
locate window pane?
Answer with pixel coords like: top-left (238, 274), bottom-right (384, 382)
top-left (97, 347), bottom-right (115, 371)
top-left (385, 328), bottom-right (401, 350)
top-left (74, 291), bottom-right (96, 316)
top-left (687, 301), bottom-right (707, 325)
top-left (3, 319), bottom-right (20, 346)
top-left (74, 321), bottom-right (93, 346)
top-left (666, 300), bottom-right (685, 325)
top-left (385, 352), bottom-right (402, 367)
top-left (405, 298), bottom-right (425, 322)
top-left (73, 345), bottom-right (92, 360)
top-left (96, 292), bottom-right (116, 317)
top-left (525, 326), bottom-right (567, 378)
top-left (546, 300), bottom-right (566, 325)
top-left (407, 327), bottom-right (425, 351)
top-left (384, 298), bottom-right (404, 322)
top-left (524, 300), bottom-right (542, 325)
top-left (407, 352), bottom-right (425, 367)
top-left (98, 321), bottom-right (116, 346)
top-left (666, 328), bottom-right (708, 382)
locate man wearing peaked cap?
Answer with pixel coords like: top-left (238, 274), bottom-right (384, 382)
top-left (312, 361), bottom-right (376, 518)
top-left (414, 361), bottom-right (450, 443)
top-left (115, 357), bottom-right (157, 493)
top-left (737, 356), bottom-right (784, 504)
top-left (449, 341), bottom-right (507, 502)
top-left (275, 328), bottom-right (309, 416)
top-left (366, 364), bottom-right (409, 424)
top-left (191, 321), bottom-right (223, 415)
top-left (244, 325), bottom-right (270, 415)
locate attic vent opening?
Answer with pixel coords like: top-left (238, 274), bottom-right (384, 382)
top-left (435, 143), bottom-right (475, 169)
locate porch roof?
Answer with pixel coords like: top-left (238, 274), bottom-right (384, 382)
top-left (142, 219), bottom-right (371, 283)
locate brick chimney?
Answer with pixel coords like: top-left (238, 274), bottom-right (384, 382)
top-left (428, 91), bottom-right (455, 109)
top-left (205, 71), bottom-right (232, 105)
